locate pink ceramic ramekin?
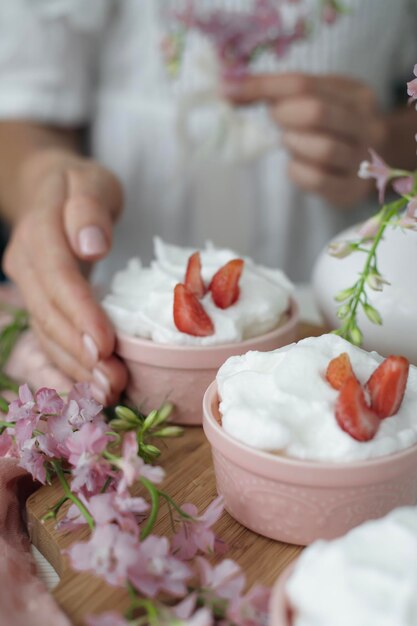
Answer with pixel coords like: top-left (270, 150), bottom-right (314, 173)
top-left (116, 299), bottom-right (298, 425)
top-left (202, 381), bottom-right (417, 545)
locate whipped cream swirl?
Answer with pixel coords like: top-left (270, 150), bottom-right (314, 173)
top-left (102, 238), bottom-right (293, 346)
top-left (286, 506), bottom-right (417, 626)
top-left (217, 334), bottom-right (417, 461)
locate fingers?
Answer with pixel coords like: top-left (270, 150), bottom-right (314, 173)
top-left (282, 131), bottom-right (360, 174)
top-left (223, 72), bottom-right (376, 112)
top-left (64, 163), bottom-right (124, 262)
top-left (32, 320), bottom-right (127, 405)
top-left (271, 97), bottom-right (368, 143)
top-left (3, 165), bottom-right (125, 399)
top-left (287, 158), bottom-right (373, 208)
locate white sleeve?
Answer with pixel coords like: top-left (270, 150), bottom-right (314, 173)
top-left (0, 2), bottom-right (107, 125)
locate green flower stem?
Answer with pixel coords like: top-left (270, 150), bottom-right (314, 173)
top-left (51, 461), bottom-right (95, 531)
top-left (100, 477), bottom-right (113, 494)
top-left (139, 477), bottom-right (160, 540)
top-left (158, 490), bottom-right (194, 520)
top-left (125, 582), bottom-right (159, 623)
top-left (42, 495), bottom-right (69, 521)
top-left (337, 197), bottom-right (407, 342)
top-left (0, 396), bottom-right (9, 414)
top-left (0, 420), bottom-right (14, 428)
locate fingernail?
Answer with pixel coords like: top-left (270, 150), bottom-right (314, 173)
top-left (93, 367), bottom-right (111, 395)
top-left (90, 383), bottom-right (107, 406)
top-left (83, 333), bottom-right (99, 363)
top-left (78, 226), bottom-right (108, 257)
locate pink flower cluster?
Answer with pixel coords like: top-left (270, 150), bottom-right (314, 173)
top-left (0, 383), bottom-right (103, 484)
top-left (173, 0), bottom-right (340, 77)
top-left (1, 382), bottom-right (270, 625)
top-left (358, 149), bottom-right (417, 231)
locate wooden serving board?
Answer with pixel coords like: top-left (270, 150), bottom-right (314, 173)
top-left (26, 323), bottom-right (324, 626)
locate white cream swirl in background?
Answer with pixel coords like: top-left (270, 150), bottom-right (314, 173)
top-left (286, 507), bottom-right (417, 626)
top-left (217, 334), bottom-right (417, 461)
top-left (102, 238), bottom-right (293, 346)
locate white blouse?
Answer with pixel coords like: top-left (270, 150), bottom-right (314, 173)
top-left (0, 0), bottom-right (416, 282)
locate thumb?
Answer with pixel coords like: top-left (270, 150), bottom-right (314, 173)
top-left (64, 163), bottom-right (123, 262)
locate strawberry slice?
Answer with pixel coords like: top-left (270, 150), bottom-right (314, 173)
top-left (185, 252), bottom-right (206, 299)
top-left (326, 352), bottom-right (354, 390)
top-left (210, 259), bottom-right (244, 309)
top-left (173, 284), bottom-right (214, 337)
top-left (335, 376), bottom-right (380, 442)
top-left (366, 356), bottom-right (410, 419)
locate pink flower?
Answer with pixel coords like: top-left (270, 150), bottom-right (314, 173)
top-left (67, 524), bottom-right (138, 587)
top-left (196, 557), bottom-right (245, 602)
top-left (64, 383), bottom-right (103, 429)
top-left (173, 595), bottom-right (213, 626)
top-left (86, 613), bottom-right (130, 626)
top-left (14, 418), bottom-right (37, 448)
top-left (356, 215), bottom-right (381, 240)
top-left (66, 423), bottom-right (111, 493)
top-left (35, 388), bottom-right (64, 414)
top-left (7, 384), bottom-right (36, 423)
top-left (41, 413), bottom-right (74, 459)
top-left (407, 64), bottom-right (417, 106)
top-left (115, 432), bottom-right (165, 493)
top-left (393, 176), bottom-right (414, 196)
top-left (184, 608), bottom-right (213, 626)
top-left (87, 492), bottom-right (148, 534)
top-left (358, 149), bottom-right (393, 203)
top-left (172, 496), bottom-right (224, 560)
top-left (227, 584), bottom-right (271, 626)
top-left (0, 432), bottom-right (15, 457)
top-left (128, 535), bottom-right (192, 598)
top-left (19, 441), bottom-right (47, 484)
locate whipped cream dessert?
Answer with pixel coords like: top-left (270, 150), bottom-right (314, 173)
top-left (286, 506), bottom-right (417, 626)
top-left (217, 334), bottom-right (417, 461)
top-left (102, 238), bottom-right (293, 346)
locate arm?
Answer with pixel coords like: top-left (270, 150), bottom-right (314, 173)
top-left (0, 121), bottom-right (127, 404)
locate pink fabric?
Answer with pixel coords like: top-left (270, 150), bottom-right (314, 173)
top-left (0, 286), bottom-right (72, 626)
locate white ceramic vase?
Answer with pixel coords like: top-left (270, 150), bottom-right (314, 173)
top-left (312, 224), bottom-right (417, 365)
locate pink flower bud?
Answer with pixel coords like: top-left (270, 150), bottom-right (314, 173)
top-left (328, 241), bottom-right (353, 258)
top-left (357, 215), bottom-right (381, 240)
top-left (392, 176), bottom-right (414, 196)
top-left (358, 149), bottom-right (392, 204)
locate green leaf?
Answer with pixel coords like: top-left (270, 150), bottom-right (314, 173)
top-left (143, 409), bottom-right (159, 431)
top-left (363, 303), bottom-right (383, 325)
top-left (334, 287), bottom-right (355, 302)
top-left (114, 406), bottom-right (141, 425)
top-left (152, 426), bottom-right (184, 438)
top-left (349, 326), bottom-right (363, 346)
top-left (336, 304), bottom-right (350, 320)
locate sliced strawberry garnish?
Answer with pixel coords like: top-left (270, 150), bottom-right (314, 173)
top-left (326, 352), bottom-right (354, 390)
top-left (366, 355), bottom-right (410, 419)
top-left (335, 376), bottom-right (380, 442)
top-left (209, 259), bottom-right (244, 309)
top-left (173, 284), bottom-right (214, 337)
top-left (185, 252), bottom-right (206, 299)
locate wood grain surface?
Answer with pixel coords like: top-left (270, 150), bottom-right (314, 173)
top-left (26, 323), bottom-right (324, 625)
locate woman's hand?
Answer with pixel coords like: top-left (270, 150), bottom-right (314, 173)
top-left (224, 73), bottom-right (388, 208)
top-left (3, 151), bottom-right (127, 404)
